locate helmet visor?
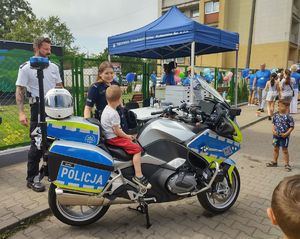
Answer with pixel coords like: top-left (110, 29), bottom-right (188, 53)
top-left (45, 94), bottom-right (73, 108)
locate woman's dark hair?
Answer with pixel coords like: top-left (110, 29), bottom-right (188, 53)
top-left (270, 72), bottom-right (277, 87)
top-left (163, 63), bottom-right (169, 73)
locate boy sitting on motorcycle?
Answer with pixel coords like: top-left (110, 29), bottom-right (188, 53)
top-left (101, 85), bottom-right (151, 189)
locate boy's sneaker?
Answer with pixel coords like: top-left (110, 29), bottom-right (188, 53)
top-left (132, 176), bottom-right (152, 189)
top-left (285, 164), bottom-right (292, 172)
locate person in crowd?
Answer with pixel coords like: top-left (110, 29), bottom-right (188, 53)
top-left (149, 71), bottom-right (157, 96)
top-left (101, 85), bottom-right (151, 189)
top-left (162, 61), bottom-right (176, 85)
top-left (248, 71), bottom-right (257, 106)
top-left (267, 175), bottom-right (300, 239)
top-left (264, 72), bottom-right (280, 120)
top-left (290, 64), bottom-right (300, 114)
top-left (16, 37), bottom-right (63, 192)
top-left (266, 100), bottom-right (294, 171)
top-left (279, 69), bottom-right (295, 104)
top-left (253, 63), bottom-right (271, 112)
top-left (277, 69), bottom-right (284, 83)
top-left (84, 61), bottom-right (128, 132)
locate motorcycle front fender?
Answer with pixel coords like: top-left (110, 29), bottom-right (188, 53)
top-left (223, 158), bottom-right (236, 185)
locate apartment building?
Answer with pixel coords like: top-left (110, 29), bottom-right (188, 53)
top-left (159, 0), bottom-right (300, 69)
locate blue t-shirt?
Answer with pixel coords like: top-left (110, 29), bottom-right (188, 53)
top-left (162, 73), bottom-right (175, 85)
top-left (150, 73), bottom-right (157, 84)
top-left (291, 72), bottom-right (300, 90)
top-left (272, 112), bottom-right (294, 135)
top-left (182, 77), bottom-right (190, 86)
top-left (256, 70), bottom-right (271, 88)
top-left (248, 74), bottom-right (256, 87)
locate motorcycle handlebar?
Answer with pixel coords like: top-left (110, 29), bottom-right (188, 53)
top-left (150, 106), bottom-right (178, 115)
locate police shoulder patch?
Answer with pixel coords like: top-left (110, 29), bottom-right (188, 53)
top-left (19, 62), bottom-right (28, 69)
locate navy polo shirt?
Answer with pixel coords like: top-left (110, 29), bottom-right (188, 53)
top-left (256, 70), bottom-right (271, 88)
top-left (85, 81), bottom-right (119, 112)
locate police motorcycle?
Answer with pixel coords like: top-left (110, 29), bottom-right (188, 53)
top-left (31, 57), bottom-right (242, 228)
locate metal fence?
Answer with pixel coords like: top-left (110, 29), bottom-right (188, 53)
top-left (0, 52), bottom-right (249, 150)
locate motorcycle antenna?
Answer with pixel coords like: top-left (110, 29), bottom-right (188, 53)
top-left (29, 57), bottom-right (49, 180)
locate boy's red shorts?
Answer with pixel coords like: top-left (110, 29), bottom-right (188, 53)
top-left (106, 137), bottom-right (142, 155)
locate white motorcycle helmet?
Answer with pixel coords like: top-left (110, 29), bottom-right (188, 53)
top-left (45, 88), bottom-right (73, 119)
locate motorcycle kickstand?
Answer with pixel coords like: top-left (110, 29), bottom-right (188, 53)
top-left (128, 201), bottom-right (151, 229)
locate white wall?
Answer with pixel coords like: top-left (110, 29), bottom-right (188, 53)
top-left (254, 0), bottom-right (293, 44)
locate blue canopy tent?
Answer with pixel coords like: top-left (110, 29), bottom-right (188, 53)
top-left (108, 6), bottom-right (240, 105)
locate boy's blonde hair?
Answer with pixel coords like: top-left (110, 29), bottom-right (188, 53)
top-left (271, 175), bottom-right (300, 239)
top-left (106, 85), bottom-right (122, 103)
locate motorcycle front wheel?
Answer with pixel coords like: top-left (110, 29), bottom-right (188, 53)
top-left (48, 183), bottom-right (110, 226)
top-left (197, 167), bottom-right (240, 214)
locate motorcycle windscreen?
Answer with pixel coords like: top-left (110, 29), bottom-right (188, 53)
top-left (48, 141), bottom-right (114, 193)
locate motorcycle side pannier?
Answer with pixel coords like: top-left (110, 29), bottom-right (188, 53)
top-left (48, 140), bottom-right (114, 193)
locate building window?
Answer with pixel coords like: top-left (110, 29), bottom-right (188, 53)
top-left (205, 1), bottom-right (220, 14)
top-left (191, 9), bottom-right (199, 18)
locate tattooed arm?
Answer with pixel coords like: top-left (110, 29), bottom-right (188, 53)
top-left (16, 85), bottom-right (28, 127)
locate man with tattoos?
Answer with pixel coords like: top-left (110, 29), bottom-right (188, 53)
top-left (15, 37), bottom-right (63, 192)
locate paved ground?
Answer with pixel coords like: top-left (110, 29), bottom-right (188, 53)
top-left (1, 105), bottom-right (299, 239)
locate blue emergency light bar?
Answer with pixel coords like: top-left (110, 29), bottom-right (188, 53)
top-left (30, 57), bottom-right (49, 69)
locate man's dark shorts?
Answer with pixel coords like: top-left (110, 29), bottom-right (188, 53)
top-left (273, 136), bottom-right (289, 148)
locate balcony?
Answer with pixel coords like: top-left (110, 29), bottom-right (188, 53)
top-left (162, 0), bottom-right (199, 10)
top-left (204, 12), bottom-right (219, 24)
top-left (292, 5), bottom-right (300, 18)
top-left (290, 33), bottom-right (299, 45)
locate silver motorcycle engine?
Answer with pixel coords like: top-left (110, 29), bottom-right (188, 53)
top-left (167, 171), bottom-right (197, 194)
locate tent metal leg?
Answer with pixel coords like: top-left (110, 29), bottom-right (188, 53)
top-left (234, 50), bottom-right (239, 107)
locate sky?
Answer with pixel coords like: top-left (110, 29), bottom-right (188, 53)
top-left (28, 0), bottom-right (159, 55)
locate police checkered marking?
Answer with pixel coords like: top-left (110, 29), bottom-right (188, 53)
top-left (65, 126), bottom-right (77, 132)
top-left (68, 182), bottom-right (80, 187)
top-left (83, 185), bottom-right (95, 189)
top-left (51, 124), bottom-right (62, 129)
top-left (56, 180), bottom-right (65, 185)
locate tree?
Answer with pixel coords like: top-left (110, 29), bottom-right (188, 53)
top-left (0, 0), bottom-right (35, 38)
top-left (4, 16), bottom-right (76, 53)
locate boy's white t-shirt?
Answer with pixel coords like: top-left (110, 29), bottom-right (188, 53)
top-left (101, 105), bottom-right (120, 139)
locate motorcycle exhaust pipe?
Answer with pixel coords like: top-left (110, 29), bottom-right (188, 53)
top-left (55, 188), bottom-right (133, 206)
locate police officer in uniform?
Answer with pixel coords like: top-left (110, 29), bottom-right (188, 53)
top-left (16, 37), bottom-right (63, 192)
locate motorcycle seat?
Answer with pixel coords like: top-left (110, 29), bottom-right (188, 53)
top-left (105, 144), bottom-right (133, 161)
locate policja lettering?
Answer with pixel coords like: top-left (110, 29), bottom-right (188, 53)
top-left (61, 167), bottom-right (103, 185)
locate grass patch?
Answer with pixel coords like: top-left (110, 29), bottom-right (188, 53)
top-left (0, 104), bottom-right (30, 150)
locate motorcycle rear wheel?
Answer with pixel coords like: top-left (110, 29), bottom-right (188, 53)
top-left (197, 167), bottom-right (240, 214)
top-left (48, 183), bottom-right (110, 226)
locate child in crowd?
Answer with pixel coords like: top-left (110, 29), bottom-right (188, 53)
top-left (101, 85), bottom-right (151, 189)
top-left (267, 175), bottom-right (300, 239)
top-left (266, 100), bottom-right (294, 171)
top-left (264, 72), bottom-right (280, 120)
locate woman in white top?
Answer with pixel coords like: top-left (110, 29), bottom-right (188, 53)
top-left (280, 69), bottom-right (295, 104)
top-left (264, 72), bottom-right (280, 120)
